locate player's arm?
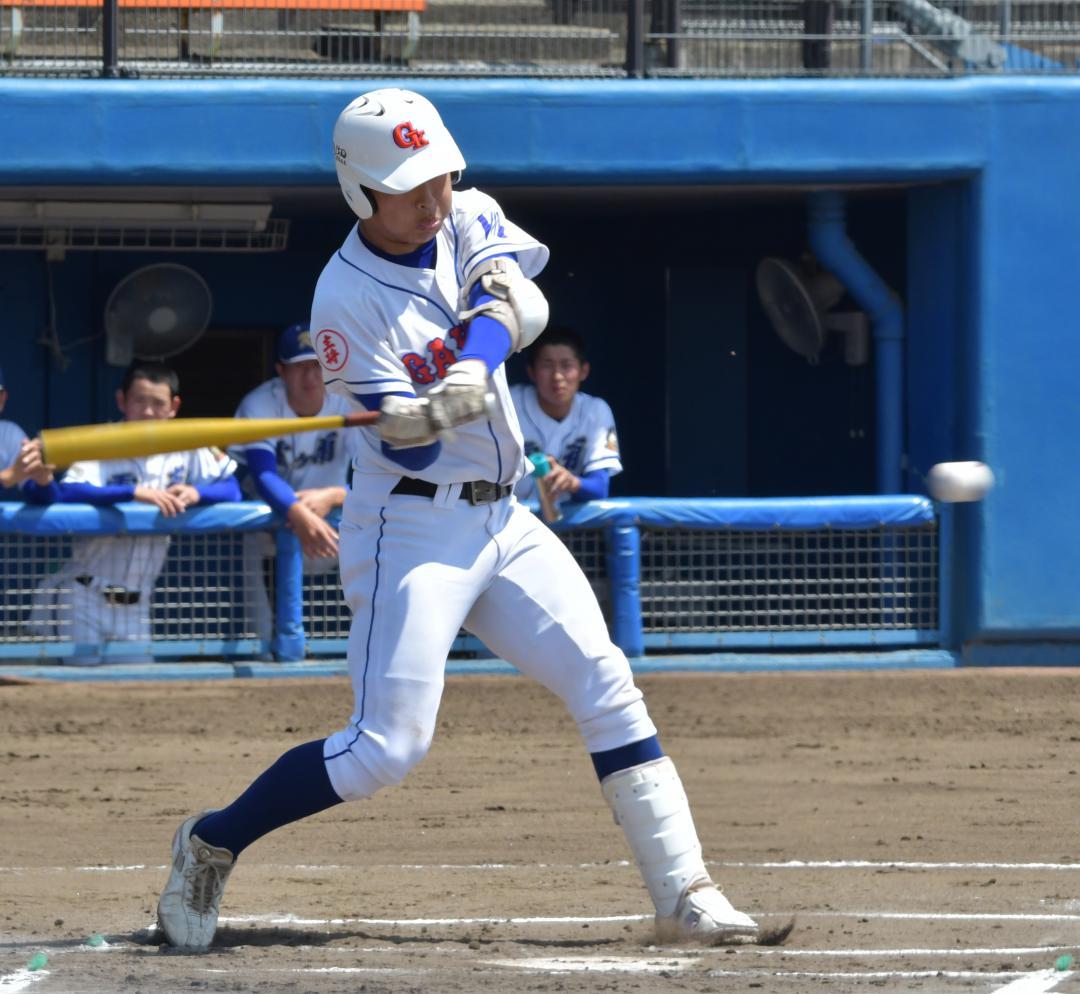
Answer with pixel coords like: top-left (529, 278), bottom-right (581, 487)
top-left (430, 252), bottom-right (550, 431)
top-left (542, 461), bottom-right (611, 502)
top-left (243, 447), bottom-right (338, 559)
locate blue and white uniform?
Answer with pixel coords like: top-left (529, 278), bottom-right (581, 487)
top-left (510, 384), bottom-right (622, 502)
top-left (25, 447), bottom-right (237, 665)
top-left (0, 419), bottom-right (27, 498)
top-left (232, 378), bottom-right (360, 494)
top-left (312, 188), bottom-right (656, 801)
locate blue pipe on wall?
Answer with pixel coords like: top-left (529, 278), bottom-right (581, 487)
top-left (807, 190), bottom-right (905, 494)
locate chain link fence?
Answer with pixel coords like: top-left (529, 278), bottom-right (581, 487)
top-left (0, 0), bottom-right (1075, 76)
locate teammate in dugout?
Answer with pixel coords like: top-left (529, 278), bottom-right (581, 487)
top-left (511, 326), bottom-right (622, 507)
top-left (156, 88), bottom-right (761, 949)
top-left (231, 322), bottom-right (363, 641)
top-left (0, 365), bottom-right (32, 497)
top-left (19, 361), bottom-right (241, 666)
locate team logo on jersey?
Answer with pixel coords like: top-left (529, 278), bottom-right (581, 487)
top-left (316, 329), bottom-right (349, 372)
top-left (392, 122), bottom-right (429, 150)
top-left (477, 211), bottom-right (506, 240)
top-left (606, 429), bottom-right (620, 453)
top-left (401, 327), bottom-right (466, 385)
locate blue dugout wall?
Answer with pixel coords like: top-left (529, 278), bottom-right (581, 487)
top-left (0, 77), bottom-right (1078, 661)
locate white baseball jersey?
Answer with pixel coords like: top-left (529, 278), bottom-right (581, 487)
top-left (509, 385), bottom-right (622, 501)
top-left (232, 377), bottom-right (361, 492)
top-left (59, 447), bottom-right (237, 591)
top-left (312, 188), bottom-right (549, 499)
top-left (0, 419), bottom-right (26, 494)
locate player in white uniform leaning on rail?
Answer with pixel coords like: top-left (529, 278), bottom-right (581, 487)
top-left (511, 325), bottom-right (622, 508)
top-left (156, 88), bottom-right (762, 950)
top-left (19, 361), bottom-right (240, 666)
top-left (231, 323), bottom-right (362, 641)
top-left (0, 365), bottom-right (31, 497)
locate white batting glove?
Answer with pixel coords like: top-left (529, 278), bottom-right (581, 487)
top-left (377, 395), bottom-right (439, 449)
top-left (426, 359), bottom-right (490, 432)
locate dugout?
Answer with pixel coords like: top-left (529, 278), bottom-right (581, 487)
top-left (0, 78), bottom-right (1077, 662)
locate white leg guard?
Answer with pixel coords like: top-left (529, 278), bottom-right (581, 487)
top-left (601, 756), bottom-right (758, 943)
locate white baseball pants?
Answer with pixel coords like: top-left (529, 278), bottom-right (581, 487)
top-left (323, 492), bottom-right (655, 801)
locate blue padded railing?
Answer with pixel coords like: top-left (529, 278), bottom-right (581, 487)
top-left (0, 495), bottom-right (939, 663)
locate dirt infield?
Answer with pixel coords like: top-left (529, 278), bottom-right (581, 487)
top-left (3, 667), bottom-right (1080, 993)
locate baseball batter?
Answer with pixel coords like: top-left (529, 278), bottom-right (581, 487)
top-left (233, 323), bottom-right (362, 640)
top-left (157, 88), bottom-right (760, 950)
top-left (22, 362), bottom-right (240, 665)
top-left (511, 326), bottom-right (622, 505)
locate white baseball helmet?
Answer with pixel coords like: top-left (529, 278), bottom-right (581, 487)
top-left (333, 88), bottom-right (466, 221)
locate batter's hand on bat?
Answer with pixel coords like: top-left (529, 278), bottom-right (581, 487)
top-left (287, 502), bottom-right (339, 559)
top-left (134, 485), bottom-right (188, 517)
top-left (426, 359), bottom-right (489, 432)
top-left (377, 395), bottom-right (440, 449)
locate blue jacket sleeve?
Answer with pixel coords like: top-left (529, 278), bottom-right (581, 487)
top-left (23, 479), bottom-right (136, 505)
top-left (195, 476), bottom-right (242, 504)
top-left (244, 447), bottom-right (297, 517)
top-left (572, 469), bottom-right (610, 503)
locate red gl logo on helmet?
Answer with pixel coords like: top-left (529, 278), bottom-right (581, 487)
top-left (392, 122), bottom-right (429, 150)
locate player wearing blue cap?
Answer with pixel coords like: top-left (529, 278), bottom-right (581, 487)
top-left (231, 323), bottom-right (362, 640)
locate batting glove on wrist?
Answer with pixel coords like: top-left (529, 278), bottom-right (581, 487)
top-left (377, 395), bottom-right (440, 449)
top-left (426, 359), bottom-right (491, 432)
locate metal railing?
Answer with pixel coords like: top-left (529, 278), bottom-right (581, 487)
top-left (0, 0), bottom-right (1075, 77)
top-left (0, 495), bottom-right (940, 664)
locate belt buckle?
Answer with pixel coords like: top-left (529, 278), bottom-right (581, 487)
top-left (467, 481), bottom-right (499, 505)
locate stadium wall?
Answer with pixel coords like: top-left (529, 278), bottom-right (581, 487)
top-left (0, 77), bottom-right (1077, 660)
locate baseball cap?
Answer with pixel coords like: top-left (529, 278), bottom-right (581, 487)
top-left (277, 323), bottom-right (316, 364)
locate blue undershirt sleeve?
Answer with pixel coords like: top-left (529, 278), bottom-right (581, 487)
top-left (572, 469), bottom-right (610, 503)
top-left (244, 448), bottom-right (297, 518)
top-left (20, 480), bottom-right (62, 504)
top-left (52, 481), bottom-right (137, 505)
top-left (195, 476), bottom-right (242, 504)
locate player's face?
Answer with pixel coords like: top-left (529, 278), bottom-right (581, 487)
top-left (117, 378), bottom-right (180, 422)
top-left (0, 388), bottom-right (6, 413)
top-left (361, 174), bottom-right (453, 255)
top-left (528, 345), bottom-right (589, 416)
top-left (277, 359), bottom-right (325, 418)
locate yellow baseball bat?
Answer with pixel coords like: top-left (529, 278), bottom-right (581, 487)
top-left (39, 412), bottom-right (381, 467)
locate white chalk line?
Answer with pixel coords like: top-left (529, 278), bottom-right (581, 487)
top-left (218, 909), bottom-right (1080, 926)
top-left (4, 857), bottom-right (1080, 874)
top-left (990, 969), bottom-right (1074, 994)
top-left (0, 969), bottom-right (47, 994)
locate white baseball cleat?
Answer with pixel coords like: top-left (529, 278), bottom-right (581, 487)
top-left (156, 810), bottom-right (234, 950)
top-left (656, 883), bottom-right (759, 944)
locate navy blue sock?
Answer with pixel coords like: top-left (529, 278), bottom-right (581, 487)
top-left (590, 735), bottom-right (664, 781)
top-left (194, 739), bottom-right (343, 857)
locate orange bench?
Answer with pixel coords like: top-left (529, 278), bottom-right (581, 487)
top-left (0, 0), bottom-right (425, 62)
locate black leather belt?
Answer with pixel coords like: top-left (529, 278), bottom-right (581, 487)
top-left (391, 477), bottom-right (511, 505)
top-left (75, 575), bottom-right (141, 606)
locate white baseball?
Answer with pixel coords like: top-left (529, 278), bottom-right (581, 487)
top-left (926, 461), bottom-right (995, 503)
